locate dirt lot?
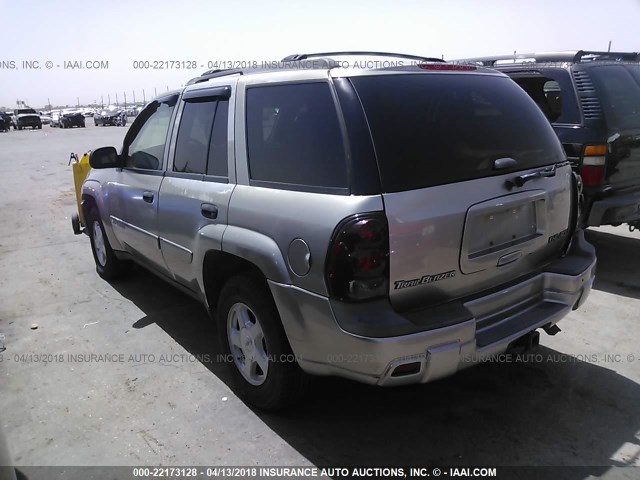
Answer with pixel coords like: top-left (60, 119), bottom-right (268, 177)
top-left (0, 123), bottom-right (639, 478)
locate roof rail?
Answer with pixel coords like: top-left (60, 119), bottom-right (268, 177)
top-left (282, 51), bottom-right (445, 63)
top-left (456, 50), bottom-right (640, 66)
top-left (186, 68), bottom-right (244, 86)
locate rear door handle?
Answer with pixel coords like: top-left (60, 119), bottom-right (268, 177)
top-left (201, 203), bottom-right (218, 219)
top-left (142, 191), bottom-right (154, 203)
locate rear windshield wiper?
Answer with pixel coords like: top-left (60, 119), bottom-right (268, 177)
top-left (506, 165), bottom-right (557, 190)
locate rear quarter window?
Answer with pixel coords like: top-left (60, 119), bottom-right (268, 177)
top-left (245, 82), bottom-right (348, 191)
top-left (588, 65), bottom-right (640, 130)
top-left (351, 74), bottom-right (565, 192)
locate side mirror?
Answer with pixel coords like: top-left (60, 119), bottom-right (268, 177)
top-left (89, 146), bottom-right (122, 169)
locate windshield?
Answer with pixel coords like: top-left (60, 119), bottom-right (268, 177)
top-left (588, 64), bottom-right (640, 130)
top-left (17, 108), bottom-right (37, 114)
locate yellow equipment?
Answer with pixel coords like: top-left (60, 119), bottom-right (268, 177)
top-left (70, 151), bottom-right (92, 234)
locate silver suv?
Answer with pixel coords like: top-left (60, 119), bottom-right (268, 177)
top-left (80, 52), bottom-right (596, 410)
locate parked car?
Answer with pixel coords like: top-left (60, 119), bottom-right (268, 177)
top-left (50, 111), bottom-right (62, 127)
top-left (94, 109), bottom-right (127, 126)
top-left (79, 52), bottom-right (596, 410)
top-left (60, 111), bottom-right (86, 128)
top-left (458, 50), bottom-right (640, 231)
top-left (40, 114), bottom-right (52, 125)
top-left (0, 113), bottom-right (12, 132)
top-left (13, 107), bottom-right (42, 130)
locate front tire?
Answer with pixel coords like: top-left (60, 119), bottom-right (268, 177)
top-left (86, 207), bottom-right (130, 281)
top-left (217, 275), bottom-right (309, 411)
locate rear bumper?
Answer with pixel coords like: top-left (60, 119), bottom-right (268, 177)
top-left (269, 231), bottom-right (596, 386)
top-left (587, 190), bottom-right (640, 226)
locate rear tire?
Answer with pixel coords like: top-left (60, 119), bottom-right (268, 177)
top-left (217, 275), bottom-right (309, 411)
top-left (86, 207), bottom-right (130, 281)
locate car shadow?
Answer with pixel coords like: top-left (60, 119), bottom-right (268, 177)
top-left (112, 266), bottom-right (233, 384)
top-left (110, 267), bottom-right (639, 478)
top-left (585, 229), bottom-right (640, 300)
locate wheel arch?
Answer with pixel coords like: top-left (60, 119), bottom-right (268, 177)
top-left (199, 226), bottom-right (292, 312)
top-left (81, 184), bottom-right (124, 251)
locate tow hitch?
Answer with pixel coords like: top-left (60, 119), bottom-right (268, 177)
top-left (506, 330), bottom-right (540, 354)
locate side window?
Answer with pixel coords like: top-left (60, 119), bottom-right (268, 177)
top-left (125, 99), bottom-right (176, 170)
top-left (207, 100), bottom-right (229, 177)
top-left (174, 100), bottom-right (217, 174)
top-left (246, 83), bottom-right (348, 189)
top-left (511, 72), bottom-right (580, 124)
top-left (543, 80), bottom-right (562, 121)
top-left (513, 76), bottom-right (562, 122)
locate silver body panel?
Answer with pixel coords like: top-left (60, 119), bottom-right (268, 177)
top-left (81, 65), bottom-right (595, 387)
top-left (269, 257), bottom-right (594, 385)
top-left (106, 169), bottom-right (167, 272)
top-left (385, 165), bottom-right (573, 310)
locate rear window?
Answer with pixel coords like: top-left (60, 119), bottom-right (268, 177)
top-left (588, 65), bottom-right (640, 130)
top-left (351, 74), bottom-right (565, 192)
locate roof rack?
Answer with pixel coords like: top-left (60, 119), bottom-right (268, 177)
top-left (282, 51), bottom-right (444, 63)
top-left (186, 68), bottom-right (244, 86)
top-left (457, 50), bottom-right (640, 66)
top-left (185, 57), bottom-right (345, 86)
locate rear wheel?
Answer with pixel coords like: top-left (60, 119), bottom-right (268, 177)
top-left (86, 207), bottom-right (130, 281)
top-left (217, 275), bottom-right (309, 411)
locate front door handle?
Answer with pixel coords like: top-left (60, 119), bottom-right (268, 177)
top-left (142, 191), bottom-right (154, 203)
top-left (201, 203), bottom-right (218, 219)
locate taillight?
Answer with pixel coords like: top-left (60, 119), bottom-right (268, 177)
top-left (580, 144), bottom-right (607, 186)
top-left (325, 212), bottom-right (389, 301)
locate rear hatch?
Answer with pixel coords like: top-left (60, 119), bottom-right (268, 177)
top-left (585, 64), bottom-right (640, 191)
top-left (350, 72), bottom-right (572, 311)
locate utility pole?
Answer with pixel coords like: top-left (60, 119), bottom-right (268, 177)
top-left (116, 92), bottom-right (119, 107)
top-left (108, 94), bottom-right (111, 106)
top-left (101, 96), bottom-right (104, 108)
top-left (143, 89), bottom-right (146, 104)
top-left (608, 41), bottom-right (612, 52)
top-left (124, 92), bottom-right (127, 108)
top-left (133, 90), bottom-right (136, 105)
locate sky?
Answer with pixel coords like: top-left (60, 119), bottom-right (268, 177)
top-left (1, 0), bottom-right (639, 108)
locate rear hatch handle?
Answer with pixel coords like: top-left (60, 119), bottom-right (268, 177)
top-left (506, 165), bottom-right (557, 190)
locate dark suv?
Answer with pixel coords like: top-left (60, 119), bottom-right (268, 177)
top-left (459, 51), bottom-right (640, 231)
top-left (0, 113), bottom-right (12, 132)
